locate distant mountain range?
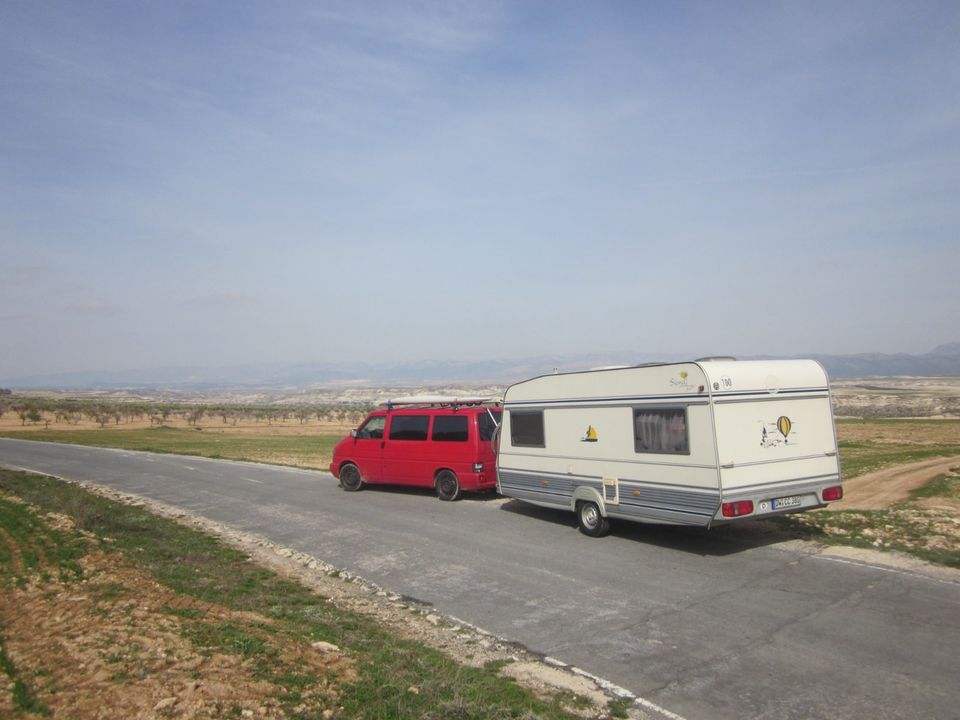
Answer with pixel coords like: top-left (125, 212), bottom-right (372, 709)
top-left (4, 342), bottom-right (960, 390)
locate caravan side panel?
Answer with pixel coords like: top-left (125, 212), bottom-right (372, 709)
top-left (498, 364), bottom-right (722, 527)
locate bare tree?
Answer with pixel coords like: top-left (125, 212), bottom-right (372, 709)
top-left (187, 407), bottom-right (206, 426)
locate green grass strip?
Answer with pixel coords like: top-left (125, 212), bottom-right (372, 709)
top-left (0, 638), bottom-right (49, 716)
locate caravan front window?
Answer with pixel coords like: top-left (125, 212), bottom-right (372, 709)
top-left (510, 411), bottom-right (545, 447)
top-left (634, 407), bottom-right (689, 454)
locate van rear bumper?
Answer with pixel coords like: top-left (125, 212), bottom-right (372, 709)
top-left (460, 469), bottom-right (497, 490)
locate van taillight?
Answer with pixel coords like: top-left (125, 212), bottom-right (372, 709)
top-left (722, 500), bottom-right (754, 517)
top-left (822, 486), bottom-right (843, 502)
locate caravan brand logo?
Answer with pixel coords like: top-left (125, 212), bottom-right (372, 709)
top-left (761, 415), bottom-right (795, 448)
top-left (582, 425), bottom-right (598, 442)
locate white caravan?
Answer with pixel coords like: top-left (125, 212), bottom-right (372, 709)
top-left (496, 359), bottom-right (843, 536)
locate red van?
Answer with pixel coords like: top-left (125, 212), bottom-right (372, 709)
top-left (330, 397), bottom-right (502, 501)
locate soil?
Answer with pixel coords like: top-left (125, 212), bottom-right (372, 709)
top-left (831, 377), bottom-right (960, 418)
top-left (833, 456), bottom-right (960, 510)
top-left (837, 420), bottom-right (960, 446)
top-left (0, 506), bottom-right (353, 719)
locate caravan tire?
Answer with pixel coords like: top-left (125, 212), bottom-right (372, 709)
top-left (436, 470), bottom-right (461, 501)
top-left (577, 501), bottom-right (610, 537)
top-left (339, 464), bottom-right (364, 492)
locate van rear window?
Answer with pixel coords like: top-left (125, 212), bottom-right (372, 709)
top-left (432, 415), bottom-right (468, 442)
top-left (389, 415), bottom-right (429, 441)
top-left (478, 410), bottom-right (501, 441)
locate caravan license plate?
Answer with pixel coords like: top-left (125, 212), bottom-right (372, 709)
top-left (772, 495), bottom-right (802, 510)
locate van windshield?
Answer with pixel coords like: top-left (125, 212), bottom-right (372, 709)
top-left (478, 410), bottom-right (502, 441)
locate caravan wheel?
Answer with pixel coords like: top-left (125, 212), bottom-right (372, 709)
top-left (577, 501), bottom-right (610, 537)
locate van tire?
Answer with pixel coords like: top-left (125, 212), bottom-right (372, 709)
top-left (577, 501), bottom-right (610, 537)
top-left (339, 464), bottom-right (364, 492)
top-left (436, 470), bottom-right (461, 501)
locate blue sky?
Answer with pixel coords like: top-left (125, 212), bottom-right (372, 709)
top-left (2, 1), bottom-right (958, 380)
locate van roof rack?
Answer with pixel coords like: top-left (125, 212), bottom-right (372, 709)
top-left (380, 395), bottom-right (501, 410)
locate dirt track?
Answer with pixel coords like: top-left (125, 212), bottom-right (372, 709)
top-left (833, 455), bottom-right (960, 510)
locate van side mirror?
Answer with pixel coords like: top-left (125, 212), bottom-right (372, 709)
top-left (350, 429), bottom-right (358, 438)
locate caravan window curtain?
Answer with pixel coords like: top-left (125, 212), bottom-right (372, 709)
top-left (633, 407), bottom-right (689, 454)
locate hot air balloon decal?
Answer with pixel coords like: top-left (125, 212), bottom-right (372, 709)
top-left (777, 416), bottom-right (792, 443)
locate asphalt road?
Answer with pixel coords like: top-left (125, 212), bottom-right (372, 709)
top-left (2, 438), bottom-right (958, 720)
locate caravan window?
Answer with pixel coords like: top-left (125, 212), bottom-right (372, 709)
top-left (510, 410), bottom-right (545, 447)
top-left (634, 407), bottom-right (689, 454)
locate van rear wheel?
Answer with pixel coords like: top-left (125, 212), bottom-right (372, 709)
top-left (577, 501), bottom-right (610, 537)
top-left (339, 464), bottom-right (364, 492)
top-left (436, 470), bottom-right (461, 501)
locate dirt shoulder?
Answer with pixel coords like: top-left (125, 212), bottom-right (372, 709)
top-left (835, 455), bottom-right (960, 510)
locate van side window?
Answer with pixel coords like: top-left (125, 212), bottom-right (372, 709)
top-left (432, 415), bottom-right (469, 442)
top-left (634, 407), bottom-right (688, 454)
top-left (510, 410), bottom-right (545, 447)
top-left (389, 415), bottom-right (430, 441)
top-left (478, 410), bottom-right (501, 441)
top-left (357, 416), bottom-right (385, 439)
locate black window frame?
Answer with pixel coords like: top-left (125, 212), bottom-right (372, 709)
top-left (510, 410), bottom-right (545, 448)
top-left (633, 406), bottom-right (690, 455)
top-left (432, 414), bottom-right (469, 442)
top-left (388, 414), bottom-right (430, 441)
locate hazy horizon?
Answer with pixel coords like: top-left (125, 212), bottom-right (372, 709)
top-left (3, 2), bottom-right (958, 379)
top-left (3, 340), bottom-right (959, 390)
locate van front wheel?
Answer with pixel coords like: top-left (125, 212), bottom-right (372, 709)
top-left (577, 501), bottom-right (610, 537)
top-left (339, 464), bottom-right (364, 492)
top-left (436, 470), bottom-right (461, 501)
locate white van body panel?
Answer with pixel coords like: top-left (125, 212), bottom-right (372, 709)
top-left (496, 359), bottom-right (841, 528)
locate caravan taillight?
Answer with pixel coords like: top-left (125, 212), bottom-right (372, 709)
top-left (822, 486), bottom-right (843, 502)
top-left (722, 500), bottom-right (754, 518)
